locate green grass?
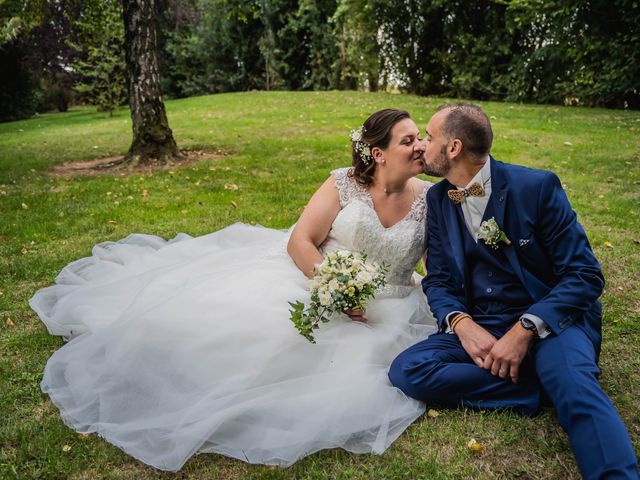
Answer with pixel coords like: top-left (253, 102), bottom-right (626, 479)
top-left (1, 91), bottom-right (639, 479)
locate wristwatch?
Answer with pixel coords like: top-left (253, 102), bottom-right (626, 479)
top-left (519, 317), bottom-right (538, 337)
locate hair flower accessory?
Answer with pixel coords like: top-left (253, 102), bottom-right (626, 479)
top-left (349, 126), bottom-right (372, 165)
top-left (350, 126), bottom-right (364, 142)
top-left (478, 217), bottom-right (511, 249)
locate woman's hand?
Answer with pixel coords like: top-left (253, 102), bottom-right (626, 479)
top-left (344, 309), bottom-right (368, 323)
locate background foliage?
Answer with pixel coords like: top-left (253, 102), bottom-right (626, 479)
top-left (1, 0), bottom-right (639, 122)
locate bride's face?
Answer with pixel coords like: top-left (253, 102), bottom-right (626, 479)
top-left (378, 118), bottom-right (425, 177)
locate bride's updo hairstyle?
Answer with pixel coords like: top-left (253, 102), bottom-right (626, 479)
top-left (350, 108), bottom-right (411, 187)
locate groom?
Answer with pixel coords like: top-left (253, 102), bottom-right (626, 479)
top-left (389, 103), bottom-right (638, 479)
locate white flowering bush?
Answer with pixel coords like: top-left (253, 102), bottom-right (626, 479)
top-left (289, 250), bottom-right (388, 343)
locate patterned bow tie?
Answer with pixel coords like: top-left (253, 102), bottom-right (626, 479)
top-left (447, 182), bottom-right (485, 204)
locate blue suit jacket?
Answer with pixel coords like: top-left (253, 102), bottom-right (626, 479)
top-left (423, 157), bottom-right (604, 347)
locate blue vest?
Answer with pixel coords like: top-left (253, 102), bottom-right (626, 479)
top-left (457, 201), bottom-right (532, 330)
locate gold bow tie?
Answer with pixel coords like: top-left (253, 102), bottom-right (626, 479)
top-left (447, 182), bottom-right (485, 204)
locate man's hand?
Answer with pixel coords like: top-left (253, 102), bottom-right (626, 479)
top-left (483, 322), bottom-right (535, 383)
top-left (455, 317), bottom-right (497, 367)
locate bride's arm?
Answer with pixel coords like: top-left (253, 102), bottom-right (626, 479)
top-left (287, 176), bottom-right (341, 278)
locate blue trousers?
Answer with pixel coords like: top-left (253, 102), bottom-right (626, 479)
top-left (389, 326), bottom-right (639, 480)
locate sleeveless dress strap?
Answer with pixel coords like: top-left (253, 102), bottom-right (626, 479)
top-left (331, 167), bottom-right (371, 208)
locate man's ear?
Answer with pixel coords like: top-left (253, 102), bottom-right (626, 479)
top-left (448, 139), bottom-right (463, 158)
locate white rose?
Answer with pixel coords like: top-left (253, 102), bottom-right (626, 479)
top-left (318, 291), bottom-right (332, 306)
top-left (357, 270), bottom-right (373, 284)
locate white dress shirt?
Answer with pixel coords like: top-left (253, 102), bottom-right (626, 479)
top-left (444, 158), bottom-right (550, 338)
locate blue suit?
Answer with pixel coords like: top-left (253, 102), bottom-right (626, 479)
top-left (389, 158), bottom-right (638, 479)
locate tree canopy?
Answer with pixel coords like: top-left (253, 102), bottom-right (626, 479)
top-left (1, 0), bottom-right (639, 122)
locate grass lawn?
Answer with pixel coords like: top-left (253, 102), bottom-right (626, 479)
top-left (0, 91), bottom-right (638, 479)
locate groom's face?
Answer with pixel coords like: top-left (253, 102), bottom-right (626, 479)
top-left (422, 111), bottom-right (451, 177)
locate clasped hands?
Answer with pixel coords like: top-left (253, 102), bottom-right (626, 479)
top-left (455, 316), bottom-right (535, 383)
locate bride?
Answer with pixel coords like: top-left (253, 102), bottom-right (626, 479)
top-left (31, 108), bottom-right (437, 471)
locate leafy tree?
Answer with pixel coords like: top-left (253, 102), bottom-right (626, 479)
top-left (507, 0), bottom-right (640, 108)
top-left (332, 0), bottom-right (379, 90)
top-left (66, 0), bottom-right (127, 115)
top-left (163, 0), bottom-right (267, 96)
top-left (0, 0), bottom-right (47, 120)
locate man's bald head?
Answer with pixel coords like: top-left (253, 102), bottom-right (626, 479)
top-left (436, 103), bottom-right (493, 157)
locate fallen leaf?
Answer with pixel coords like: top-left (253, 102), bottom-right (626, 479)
top-left (181, 209), bottom-right (188, 214)
top-left (78, 434), bottom-right (90, 440)
top-left (230, 201), bottom-right (238, 208)
top-left (224, 183), bottom-right (239, 191)
top-left (108, 220), bottom-right (117, 225)
top-left (603, 241), bottom-right (613, 249)
top-left (5, 318), bottom-right (14, 326)
top-left (563, 141), bottom-right (573, 146)
top-left (21, 203), bottom-right (28, 209)
top-left (142, 189), bottom-right (149, 197)
top-left (427, 409), bottom-right (440, 418)
top-left (467, 438), bottom-right (485, 453)
top-left (21, 245), bottom-right (27, 255)
top-left (62, 445), bottom-right (72, 452)
top-left (633, 239), bottom-right (640, 245)
top-left (266, 216), bottom-right (272, 221)
top-left (106, 192), bottom-right (112, 196)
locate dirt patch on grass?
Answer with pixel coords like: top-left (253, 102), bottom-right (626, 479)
top-left (49, 149), bottom-right (230, 178)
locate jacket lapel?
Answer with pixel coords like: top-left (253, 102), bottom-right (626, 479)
top-left (489, 158), bottom-right (529, 290)
top-left (441, 180), bottom-right (466, 282)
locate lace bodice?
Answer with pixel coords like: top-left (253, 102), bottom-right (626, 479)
top-left (319, 168), bottom-right (431, 297)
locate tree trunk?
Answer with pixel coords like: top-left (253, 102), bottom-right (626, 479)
top-left (122, 0), bottom-right (181, 164)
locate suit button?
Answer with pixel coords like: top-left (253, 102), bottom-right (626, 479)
top-left (461, 283), bottom-right (465, 289)
top-left (486, 287), bottom-right (493, 293)
top-left (488, 271), bottom-right (493, 277)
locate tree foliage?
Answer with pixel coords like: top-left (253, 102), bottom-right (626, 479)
top-left (2, 0), bottom-right (639, 122)
top-left (66, 0), bottom-right (127, 115)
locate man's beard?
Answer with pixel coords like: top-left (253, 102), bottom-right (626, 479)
top-left (423, 145), bottom-right (450, 177)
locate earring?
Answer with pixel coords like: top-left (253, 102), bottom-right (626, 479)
top-left (381, 159), bottom-right (385, 164)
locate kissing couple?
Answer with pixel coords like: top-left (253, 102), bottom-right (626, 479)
top-left (31, 104), bottom-right (638, 478)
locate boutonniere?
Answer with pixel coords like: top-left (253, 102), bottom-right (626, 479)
top-left (478, 217), bottom-right (511, 249)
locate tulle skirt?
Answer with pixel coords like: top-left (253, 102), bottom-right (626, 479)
top-left (31, 223), bottom-right (436, 471)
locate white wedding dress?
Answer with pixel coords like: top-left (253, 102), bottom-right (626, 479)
top-left (31, 167), bottom-right (437, 471)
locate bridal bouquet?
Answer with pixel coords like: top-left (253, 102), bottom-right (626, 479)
top-left (289, 250), bottom-right (388, 343)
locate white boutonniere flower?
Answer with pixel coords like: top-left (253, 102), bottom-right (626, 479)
top-left (478, 217), bottom-right (511, 249)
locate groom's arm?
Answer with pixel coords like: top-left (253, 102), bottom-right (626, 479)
top-left (523, 172), bottom-right (604, 335)
top-left (422, 190), bottom-right (468, 331)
